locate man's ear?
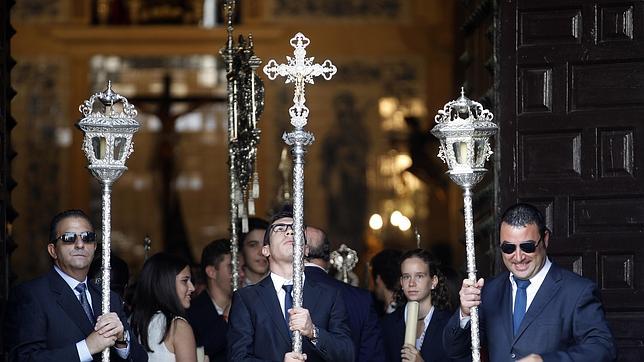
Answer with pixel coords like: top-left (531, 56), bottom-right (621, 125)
top-left (205, 265), bottom-right (217, 279)
top-left (261, 245), bottom-right (270, 258)
top-left (47, 243), bottom-right (57, 260)
top-left (543, 229), bottom-right (550, 248)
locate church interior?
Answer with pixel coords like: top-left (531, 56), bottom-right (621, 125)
top-left (7, 0), bottom-right (466, 283)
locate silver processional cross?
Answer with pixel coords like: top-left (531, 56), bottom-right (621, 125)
top-left (263, 32), bottom-right (336, 354)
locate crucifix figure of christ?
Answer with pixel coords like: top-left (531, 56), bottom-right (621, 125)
top-left (263, 32), bottom-right (337, 353)
top-left (130, 73), bottom-right (226, 261)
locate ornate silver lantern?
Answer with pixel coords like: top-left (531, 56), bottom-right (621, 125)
top-left (78, 81), bottom-right (139, 362)
top-left (431, 88), bottom-right (497, 362)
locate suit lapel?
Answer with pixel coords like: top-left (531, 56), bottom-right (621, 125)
top-left (48, 269), bottom-right (94, 336)
top-left (497, 274), bottom-right (514, 346)
top-left (514, 264), bottom-right (562, 342)
top-left (256, 276), bottom-right (291, 345)
top-left (420, 309), bottom-right (446, 358)
top-left (88, 281), bottom-right (102, 319)
top-left (303, 279), bottom-right (322, 316)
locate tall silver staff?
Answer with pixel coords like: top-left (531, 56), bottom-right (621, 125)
top-left (430, 89), bottom-right (497, 362)
top-left (78, 81), bottom-right (140, 362)
top-left (221, 0), bottom-right (264, 291)
top-left (263, 33), bottom-right (336, 353)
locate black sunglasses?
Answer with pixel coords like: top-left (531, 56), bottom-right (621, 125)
top-left (500, 237), bottom-right (542, 254)
top-left (53, 231), bottom-right (97, 244)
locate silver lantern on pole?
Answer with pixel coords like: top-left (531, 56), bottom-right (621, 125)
top-left (430, 88), bottom-right (497, 362)
top-left (78, 81), bottom-right (140, 362)
top-left (263, 32), bottom-right (337, 353)
top-left (330, 244), bottom-right (358, 284)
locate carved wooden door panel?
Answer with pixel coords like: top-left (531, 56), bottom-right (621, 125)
top-left (498, 0), bottom-right (644, 359)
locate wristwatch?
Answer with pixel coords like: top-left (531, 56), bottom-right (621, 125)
top-left (114, 330), bottom-right (129, 348)
top-left (311, 325), bottom-right (320, 344)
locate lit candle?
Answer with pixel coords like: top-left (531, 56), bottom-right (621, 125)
top-left (404, 301), bottom-right (419, 346)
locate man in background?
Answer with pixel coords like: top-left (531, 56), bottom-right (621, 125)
top-left (305, 226), bottom-right (385, 362)
top-left (186, 238), bottom-right (232, 362)
top-left (240, 217), bottom-right (269, 286)
top-left (370, 248), bottom-right (402, 316)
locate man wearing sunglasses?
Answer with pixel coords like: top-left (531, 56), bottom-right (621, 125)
top-left (228, 206), bottom-right (354, 362)
top-left (443, 203), bottom-right (616, 362)
top-left (4, 209), bottom-right (147, 362)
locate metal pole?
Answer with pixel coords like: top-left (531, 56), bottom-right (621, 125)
top-left (462, 186), bottom-right (480, 362)
top-left (101, 181), bottom-right (112, 362)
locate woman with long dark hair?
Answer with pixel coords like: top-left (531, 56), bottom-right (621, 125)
top-left (381, 249), bottom-right (465, 362)
top-left (131, 252), bottom-right (202, 362)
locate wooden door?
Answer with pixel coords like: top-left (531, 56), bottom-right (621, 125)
top-left (498, 0), bottom-right (644, 359)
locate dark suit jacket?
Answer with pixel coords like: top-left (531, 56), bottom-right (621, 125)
top-left (186, 290), bottom-right (228, 362)
top-left (3, 268), bottom-right (147, 362)
top-left (381, 306), bottom-right (468, 362)
top-left (443, 263), bottom-right (616, 361)
top-left (227, 274), bottom-right (354, 362)
top-left (304, 265), bottom-right (385, 362)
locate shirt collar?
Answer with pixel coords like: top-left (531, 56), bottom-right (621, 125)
top-left (54, 265), bottom-right (88, 292)
top-left (509, 257), bottom-right (552, 286)
top-left (270, 272), bottom-right (305, 295)
top-left (403, 303), bottom-right (435, 332)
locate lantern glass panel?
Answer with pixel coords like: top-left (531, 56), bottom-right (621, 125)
top-left (114, 137), bottom-right (126, 160)
top-left (92, 136), bottom-right (107, 160)
top-left (475, 139), bottom-right (487, 166)
top-left (454, 141), bottom-right (469, 165)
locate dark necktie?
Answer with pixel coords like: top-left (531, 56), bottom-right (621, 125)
top-left (75, 282), bottom-right (95, 325)
top-left (282, 284), bottom-right (293, 325)
top-left (512, 276), bottom-right (531, 335)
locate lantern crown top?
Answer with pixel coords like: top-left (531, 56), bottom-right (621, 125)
top-left (78, 81), bottom-right (139, 130)
top-left (434, 87), bottom-right (494, 127)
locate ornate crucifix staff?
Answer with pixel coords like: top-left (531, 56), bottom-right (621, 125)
top-left (263, 32), bottom-right (336, 353)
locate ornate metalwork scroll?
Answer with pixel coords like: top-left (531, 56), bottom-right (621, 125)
top-left (263, 32), bottom-right (337, 353)
top-left (221, 0), bottom-right (265, 291)
top-left (330, 244), bottom-right (358, 284)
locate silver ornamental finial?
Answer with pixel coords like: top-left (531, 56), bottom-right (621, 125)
top-left (330, 244), bottom-right (359, 284)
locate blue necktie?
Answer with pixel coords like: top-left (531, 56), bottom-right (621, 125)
top-left (512, 277), bottom-right (531, 335)
top-left (75, 283), bottom-right (95, 325)
top-left (282, 284), bottom-right (293, 325)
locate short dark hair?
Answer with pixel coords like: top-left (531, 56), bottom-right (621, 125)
top-left (131, 252), bottom-right (190, 352)
top-left (263, 204), bottom-right (294, 246)
top-left (370, 249), bottom-right (402, 291)
top-left (240, 217), bottom-right (269, 249)
top-left (49, 209), bottom-right (93, 243)
top-left (201, 238), bottom-right (231, 276)
top-left (500, 203), bottom-right (548, 238)
top-left (306, 226), bottom-right (331, 262)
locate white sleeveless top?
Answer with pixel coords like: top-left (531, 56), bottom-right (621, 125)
top-left (146, 312), bottom-right (179, 362)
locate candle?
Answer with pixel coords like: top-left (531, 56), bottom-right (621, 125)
top-left (404, 301), bottom-right (419, 346)
top-left (457, 142), bottom-right (468, 164)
